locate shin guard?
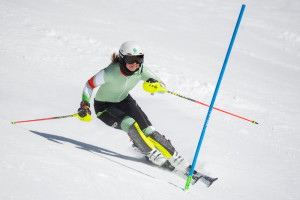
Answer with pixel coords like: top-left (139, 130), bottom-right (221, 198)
top-left (127, 122), bottom-right (154, 154)
top-left (147, 131), bottom-right (175, 158)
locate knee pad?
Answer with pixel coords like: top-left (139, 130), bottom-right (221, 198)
top-left (147, 131), bottom-right (175, 158)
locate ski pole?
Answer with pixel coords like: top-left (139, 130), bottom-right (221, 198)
top-left (143, 83), bottom-right (258, 125)
top-left (185, 4), bottom-right (246, 190)
top-left (166, 90), bottom-right (257, 124)
top-left (11, 113), bottom-right (91, 124)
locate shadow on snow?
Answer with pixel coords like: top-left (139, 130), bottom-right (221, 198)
top-left (30, 130), bottom-right (141, 162)
top-left (29, 130), bottom-right (184, 189)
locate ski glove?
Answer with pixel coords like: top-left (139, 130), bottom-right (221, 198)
top-left (78, 101), bottom-right (91, 118)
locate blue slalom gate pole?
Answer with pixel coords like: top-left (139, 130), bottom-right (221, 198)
top-left (185, 4), bottom-right (246, 190)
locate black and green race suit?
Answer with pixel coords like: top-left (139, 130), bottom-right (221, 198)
top-left (82, 63), bottom-right (165, 134)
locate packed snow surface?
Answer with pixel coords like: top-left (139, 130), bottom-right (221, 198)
top-left (1, 0), bottom-right (299, 199)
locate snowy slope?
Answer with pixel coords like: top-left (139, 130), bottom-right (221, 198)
top-left (1, 0), bottom-right (299, 199)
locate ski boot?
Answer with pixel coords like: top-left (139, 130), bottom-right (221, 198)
top-left (145, 148), bottom-right (167, 167)
top-left (168, 151), bottom-right (190, 171)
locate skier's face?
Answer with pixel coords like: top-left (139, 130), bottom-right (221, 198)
top-left (126, 63), bottom-right (140, 72)
top-left (124, 55), bottom-right (143, 72)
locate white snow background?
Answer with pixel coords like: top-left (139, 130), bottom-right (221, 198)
top-left (1, 0), bottom-right (299, 199)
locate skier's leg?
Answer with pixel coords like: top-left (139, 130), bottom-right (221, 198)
top-left (114, 96), bottom-right (217, 185)
top-left (116, 94), bottom-right (152, 131)
top-left (94, 100), bottom-right (126, 129)
top-left (115, 96), bottom-right (174, 159)
top-left (128, 122), bottom-right (167, 166)
top-left (147, 131), bottom-right (175, 158)
top-left (127, 122), bottom-right (154, 153)
top-left (145, 130), bottom-right (190, 171)
top-left (94, 100), bottom-right (167, 166)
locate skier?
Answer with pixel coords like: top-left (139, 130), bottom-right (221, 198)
top-left (77, 41), bottom-right (217, 186)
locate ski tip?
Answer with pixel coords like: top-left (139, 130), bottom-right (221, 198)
top-left (207, 178), bottom-right (218, 188)
top-left (252, 121), bottom-right (259, 125)
top-left (11, 121), bottom-right (16, 125)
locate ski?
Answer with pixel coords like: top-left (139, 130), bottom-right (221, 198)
top-left (132, 144), bottom-right (218, 187)
top-left (162, 161), bottom-right (218, 187)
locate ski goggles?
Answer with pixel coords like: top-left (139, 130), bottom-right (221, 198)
top-left (124, 55), bottom-right (144, 64)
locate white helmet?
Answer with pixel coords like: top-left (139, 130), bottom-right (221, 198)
top-left (118, 41), bottom-right (144, 76)
top-left (119, 41), bottom-right (144, 58)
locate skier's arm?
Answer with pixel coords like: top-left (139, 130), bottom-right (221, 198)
top-left (141, 66), bottom-right (166, 93)
top-left (78, 69), bottom-right (105, 121)
top-left (82, 69), bottom-right (105, 102)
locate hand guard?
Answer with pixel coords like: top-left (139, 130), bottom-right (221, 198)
top-left (143, 78), bottom-right (167, 94)
top-left (78, 101), bottom-right (91, 119)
